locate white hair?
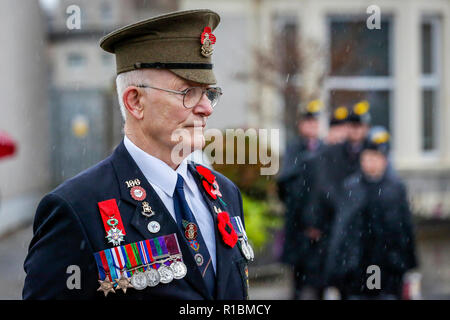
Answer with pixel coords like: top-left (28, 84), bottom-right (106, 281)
top-left (115, 69), bottom-right (149, 121)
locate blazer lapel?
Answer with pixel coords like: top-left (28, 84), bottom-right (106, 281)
top-left (187, 163), bottom-right (236, 300)
top-left (110, 141), bottom-right (212, 299)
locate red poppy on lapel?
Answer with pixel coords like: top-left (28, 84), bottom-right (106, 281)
top-left (196, 165), bottom-right (222, 200)
top-left (217, 211), bottom-right (238, 248)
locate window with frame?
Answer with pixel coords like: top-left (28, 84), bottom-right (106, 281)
top-left (327, 17), bottom-right (392, 131)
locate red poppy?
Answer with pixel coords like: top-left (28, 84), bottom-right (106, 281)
top-left (0, 131), bottom-right (16, 159)
top-left (196, 165), bottom-right (215, 183)
top-left (201, 27), bottom-right (216, 45)
top-left (196, 165), bottom-right (222, 200)
top-left (217, 211), bottom-right (238, 248)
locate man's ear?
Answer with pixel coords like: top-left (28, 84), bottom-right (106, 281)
top-left (123, 87), bottom-right (144, 120)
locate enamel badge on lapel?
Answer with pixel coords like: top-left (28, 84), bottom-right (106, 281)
top-left (200, 27), bottom-right (216, 57)
top-left (98, 199), bottom-right (126, 246)
top-left (125, 178), bottom-right (147, 201)
top-left (130, 186), bottom-right (146, 201)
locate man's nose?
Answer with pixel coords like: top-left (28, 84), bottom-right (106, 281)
top-left (192, 93), bottom-right (213, 117)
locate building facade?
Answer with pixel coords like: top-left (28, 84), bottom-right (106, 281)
top-left (45, 0), bottom-right (178, 184)
top-left (180, 0), bottom-right (450, 218)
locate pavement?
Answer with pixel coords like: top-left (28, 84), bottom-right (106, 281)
top-left (1, 223), bottom-right (449, 300)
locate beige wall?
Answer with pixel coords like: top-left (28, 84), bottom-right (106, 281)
top-left (0, 1), bottom-right (49, 233)
top-left (50, 40), bottom-right (116, 90)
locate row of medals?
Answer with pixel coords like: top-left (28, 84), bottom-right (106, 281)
top-left (129, 258), bottom-right (188, 290)
top-left (100, 258), bottom-right (188, 295)
top-left (100, 180), bottom-right (188, 294)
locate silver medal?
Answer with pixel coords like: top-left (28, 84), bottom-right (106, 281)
top-left (240, 239), bottom-right (252, 261)
top-left (144, 268), bottom-right (160, 287)
top-left (170, 261), bottom-right (187, 280)
top-left (130, 271), bottom-right (148, 290)
top-left (247, 241), bottom-right (255, 261)
top-left (158, 264), bottom-right (174, 284)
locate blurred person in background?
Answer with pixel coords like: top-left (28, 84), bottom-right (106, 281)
top-left (277, 100), bottom-right (325, 300)
top-left (323, 127), bottom-right (418, 299)
top-left (298, 100), bottom-right (372, 299)
top-left (326, 106), bottom-right (349, 145)
top-left (345, 101), bottom-right (371, 171)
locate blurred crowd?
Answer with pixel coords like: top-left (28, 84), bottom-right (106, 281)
top-left (277, 100), bottom-right (418, 300)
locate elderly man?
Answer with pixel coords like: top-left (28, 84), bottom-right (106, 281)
top-left (23, 10), bottom-right (252, 300)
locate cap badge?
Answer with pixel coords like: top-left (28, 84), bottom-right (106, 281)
top-left (334, 106), bottom-right (348, 120)
top-left (354, 100), bottom-right (370, 115)
top-left (306, 99), bottom-right (322, 113)
top-left (200, 27), bottom-right (216, 57)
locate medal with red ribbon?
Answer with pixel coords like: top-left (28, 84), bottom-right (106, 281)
top-left (98, 199), bottom-right (126, 246)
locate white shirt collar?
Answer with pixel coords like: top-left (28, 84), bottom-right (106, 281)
top-left (123, 136), bottom-right (196, 197)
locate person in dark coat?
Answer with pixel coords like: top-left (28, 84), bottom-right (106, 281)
top-left (324, 127), bottom-right (418, 299)
top-left (277, 100), bottom-right (325, 299)
top-left (298, 101), bottom-right (371, 299)
top-left (310, 100), bottom-right (371, 202)
top-left (23, 10), bottom-right (252, 300)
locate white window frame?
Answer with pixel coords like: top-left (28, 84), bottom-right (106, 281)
top-left (324, 14), bottom-right (395, 139)
top-left (420, 16), bottom-right (442, 158)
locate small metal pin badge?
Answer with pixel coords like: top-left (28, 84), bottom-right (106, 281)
top-left (141, 202), bottom-right (155, 218)
top-left (147, 221), bottom-right (160, 234)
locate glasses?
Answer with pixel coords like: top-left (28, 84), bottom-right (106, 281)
top-left (136, 85), bottom-right (223, 109)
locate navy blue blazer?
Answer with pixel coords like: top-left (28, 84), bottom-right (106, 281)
top-left (23, 141), bottom-right (249, 300)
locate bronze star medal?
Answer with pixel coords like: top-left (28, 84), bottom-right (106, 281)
top-left (97, 278), bottom-right (115, 297)
top-left (115, 275), bottom-right (133, 294)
